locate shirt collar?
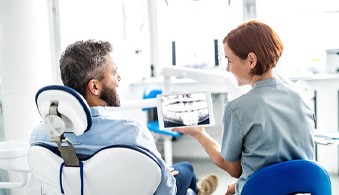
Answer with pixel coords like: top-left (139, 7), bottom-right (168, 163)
top-left (90, 106), bottom-right (113, 117)
top-left (252, 77), bottom-right (282, 89)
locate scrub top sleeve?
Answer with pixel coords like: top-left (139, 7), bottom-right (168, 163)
top-left (221, 105), bottom-right (243, 162)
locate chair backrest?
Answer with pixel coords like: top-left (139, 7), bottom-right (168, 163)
top-left (29, 85), bottom-right (162, 195)
top-left (28, 145), bottom-right (161, 195)
top-left (241, 159), bottom-right (332, 195)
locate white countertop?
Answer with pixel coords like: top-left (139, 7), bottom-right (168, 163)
top-left (285, 72), bottom-right (339, 81)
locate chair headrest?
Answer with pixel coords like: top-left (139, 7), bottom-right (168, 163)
top-left (35, 85), bottom-right (92, 136)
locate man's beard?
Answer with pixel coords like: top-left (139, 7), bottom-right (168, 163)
top-left (100, 84), bottom-right (120, 107)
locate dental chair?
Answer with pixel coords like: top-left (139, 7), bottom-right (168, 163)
top-left (241, 159), bottom-right (332, 195)
top-left (28, 85), bottom-right (161, 195)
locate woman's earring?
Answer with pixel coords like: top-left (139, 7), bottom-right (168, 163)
top-left (250, 61), bottom-right (254, 69)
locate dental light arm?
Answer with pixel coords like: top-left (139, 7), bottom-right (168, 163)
top-left (109, 98), bottom-right (158, 111)
top-left (161, 66), bottom-right (227, 85)
top-left (160, 66), bottom-right (245, 99)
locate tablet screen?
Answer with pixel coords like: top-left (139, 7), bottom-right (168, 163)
top-left (157, 92), bottom-right (215, 129)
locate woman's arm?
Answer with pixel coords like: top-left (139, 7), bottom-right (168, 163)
top-left (172, 127), bottom-right (242, 178)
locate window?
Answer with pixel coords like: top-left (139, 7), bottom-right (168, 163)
top-left (155, 0), bottom-right (243, 72)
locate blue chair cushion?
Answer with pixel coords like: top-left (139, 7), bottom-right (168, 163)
top-left (147, 121), bottom-right (181, 138)
top-left (241, 159), bottom-right (332, 195)
top-left (142, 89), bottom-right (162, 111)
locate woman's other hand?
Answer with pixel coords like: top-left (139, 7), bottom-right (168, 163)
top-left (225, 182), bottom-right (236, 195)
top-left (169, 167), bottom-right (179, 176)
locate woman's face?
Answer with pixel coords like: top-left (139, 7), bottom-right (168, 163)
top-left (224, 43), bottom-right (253, 86)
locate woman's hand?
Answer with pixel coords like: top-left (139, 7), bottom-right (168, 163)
top-left (172, 126), bottom-right (205, 138)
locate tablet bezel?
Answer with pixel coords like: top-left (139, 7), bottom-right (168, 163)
top-left (156, 91), bottom-right (215, 130)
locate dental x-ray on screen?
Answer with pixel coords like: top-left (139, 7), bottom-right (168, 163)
top-left (157, 92), bottom-right (215, 129)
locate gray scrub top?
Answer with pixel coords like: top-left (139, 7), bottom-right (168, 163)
top-left (221, 77), bottom-right (315, 194)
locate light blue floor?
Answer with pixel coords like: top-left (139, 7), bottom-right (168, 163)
top-left (175, 158), bottom-right (339, 195)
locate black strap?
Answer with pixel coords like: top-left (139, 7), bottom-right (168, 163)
top-left (54, 135), bottom-right (80, 167)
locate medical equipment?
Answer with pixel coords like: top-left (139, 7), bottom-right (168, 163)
top-left (241, 159), bottom-right (331, 195)
top-left (28, 85), bottom-right (162, 195)
top-left (0, 137), bottom-right (30, 189)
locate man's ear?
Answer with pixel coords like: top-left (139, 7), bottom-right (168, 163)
top-left (248, 52), bottom-right (257, 69)
top-left (87, 79), bottom-right (100, 96)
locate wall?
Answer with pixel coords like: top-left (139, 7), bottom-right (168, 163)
top-left (304, 76), bottom-right (339, 174)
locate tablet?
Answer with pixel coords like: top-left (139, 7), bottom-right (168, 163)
top-left (157, 91), bottom-right (215, 129)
